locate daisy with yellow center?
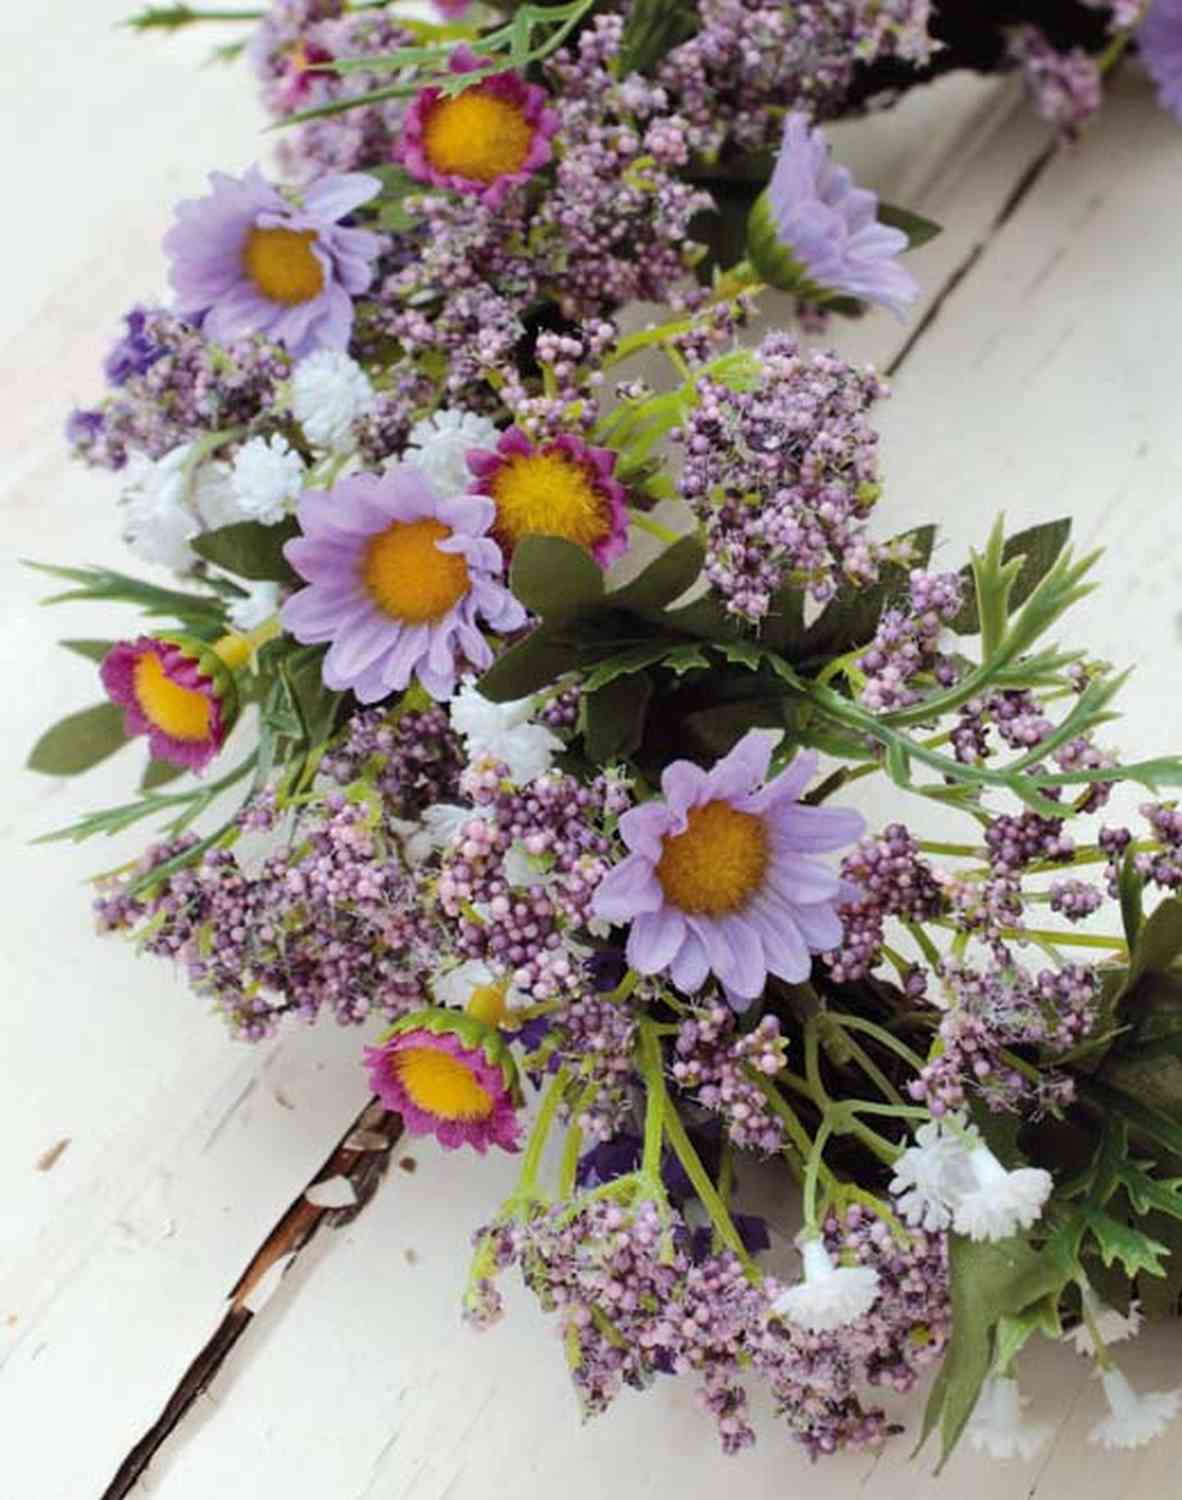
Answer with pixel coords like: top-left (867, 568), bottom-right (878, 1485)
top-left (364, 1008), bottom-right (522, 1154)
top-left (100, 635), bottom-right (238, 772)
top-left (399, 45), bottom-right (559, 208)
top-left (592, 730), bottom-right (865, 1006)
top-left (467, 428), bottom-right (630, 567)
top-left (282, 466), bottom-right (526, 704)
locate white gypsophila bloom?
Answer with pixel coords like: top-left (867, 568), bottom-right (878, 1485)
top-left (889, 1118), bottom-right (978, 1232)
top-left (952, 1145), bottom-right (1053, 1242)
top-left (404, 408), bottom-right (499, 495)
top-left (771, 1238), bottom-right (881, 1333)
top-left (121, 444), bottom-right (233, 571)
top-left (226, 579), bottom-right (281, 632)
top-left (966, 1374), bottom-right (1053, 1462)
top-left (291, 349), bottom-right (374, 450)
top-left (229, 434), bottom-right (306, 524)
top-left (1089, 1368), bottom-right (1182, 1451)
top-left (1065, 1283), bottom-right (1143, 1357)
top-left (450, 678), bottom-right (564, 784)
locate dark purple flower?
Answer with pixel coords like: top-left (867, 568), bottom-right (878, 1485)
top-left (103, 307), bottom-right (166, 387)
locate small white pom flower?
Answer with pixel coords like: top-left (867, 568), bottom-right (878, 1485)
top-left (771, 1238), bottom-right (881, 1333)
top-left (1089, 1367), bottom-right (1182, 1451)
top-left (966, 1373), bottom-right (1053, 1461)
top-left (1065, 1282), bottom-right (1142, 1357)
top-left (291, 350), bottom-right (374, 450)
top-left (229, 434), bottom-right (305, 524)
top-left (121, 444), bottom-right (233, 571)
top-left (952, 1144), bottom-right (1053, 1242)
top-left (404, 408), bottom-right (499, 495)
top-left (890, 1119), bottom-right (977, 1231)
top-left (450, 679), bottom-right (563, 784)
top-left (226, 579), bottom-right (281, 632)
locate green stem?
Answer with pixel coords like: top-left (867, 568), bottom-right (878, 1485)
top-left (516, 1065), bottom-right (570, 1205)
top-left (929, 918), bottom-right (1126, 953)
top-left (558, 1081), bottom-right (598, 1198)
top-left (917, 840), bottom-right (984, 858)
top-left (827, 1013), bottom-right (927, 1073)
top-left (629, 510), bottom-right (682, 546)
top-left (802, 1116), bottom-right (835, 1232)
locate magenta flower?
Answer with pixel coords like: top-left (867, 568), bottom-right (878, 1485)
top-left (748, 113), bottom-right (919, 319)
top-left (397, 45), bottom-right (558, 208)
top-left (1140, 0), bottom-right (1182, 122)
top-left (591, 730), bottom-right (864, 1006)
top-left (467, 427), bottom-right (630, 568)
top-left (281, 465), bottom-right (526, 703)
top-left (164, 166), bottom-right (382, 357)
top-left (100, 635), bottom-right (236, 771)
top-left (364, 1008), bottom-right (521, 1154)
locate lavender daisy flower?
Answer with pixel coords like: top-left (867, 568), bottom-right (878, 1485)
top-left (591, 729), bottom-right (864, 1006)
top-left (747, 113), bottom-right (919, 318)
top-left (281, 466), bottom-right (526, 703)
top-left (164, 166), bottom-right (382, 357)
top-left (1139, 0), bottom-right (1182, 122)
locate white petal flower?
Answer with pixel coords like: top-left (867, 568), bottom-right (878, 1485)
top-left (121, 443), bottom-right (233, 571)
top-left (226, 579), bottom-right (281, 631)
top-left (450, 679), bottom-right (563, 784)
top-left (1065, 1283), bottom-right (1142, 1357)
top-left (229, 434), bottom-right (306, 524)
top-left (967, 1374), bottom-right (1053, 1461)
top-left (890, 1119), bottom-right (978, 1231)
top-left (1089, 1368), bottom-right (1182, 1451)
top-left (771, 1238), bottom-right (881, 1333)
top-left (291, 350), bottom-right (374, 450)
top-left (404, 408), bottom-right (499, 495)
top-left (952, 1144), bottom-right (1053, 1242)
top-left (434, 958), bottom-right (499, 1008)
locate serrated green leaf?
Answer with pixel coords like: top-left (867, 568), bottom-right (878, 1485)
top-left (1117, 1160), bottom-right (1182, 1222)
top-left (876, 201), bottom-right (943, 250)
top-left (191, 518), bottom-right (300, 582)
top-left (949, 519), bottom-right (1072, 636)
top-left (508, 536), bottom-right (605, 621)
top-left (583, 672), bottom-right (653, 764)
top-left (59, 638), bottom-right (117, 664)
top-left (1080, 1205), bottom-right (1169, 1278)
top-left (716, 639), bottom-right (764, 671)
top-left (27, 702), bottom-right (128, 776)
top-left (582, 643), bottom-right (677, 694)
top-left (662, 644), bottom-right (710, 677)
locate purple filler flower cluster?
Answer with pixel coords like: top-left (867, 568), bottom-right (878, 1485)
top-left (672, 1006), bottom-right (787, 1152)
top-left (857, 569), bottom-right (963, 712)
top-left (675, 332), bottom-right (888, 624)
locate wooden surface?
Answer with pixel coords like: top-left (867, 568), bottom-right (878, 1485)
top-left (3, 6), bottom-right (1181, 1496)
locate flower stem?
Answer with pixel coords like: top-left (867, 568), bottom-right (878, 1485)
top-left (515, 1065), bottom-right (570, 1206)
top-left (628, 509), bottom-right (682, 545)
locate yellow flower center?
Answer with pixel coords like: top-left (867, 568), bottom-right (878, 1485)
top-left (656, 800), bottom-right (769, 916)
top-left (133, 651), bottom-right (212, 743)
top-left (242, 226), bottom-right (324, 306)
top-left (488, 450), bottom-right (611, 553)
top-left (362, 518), bottom-right (470, 623)
top-left (422, 90), bottom-right (534, 183)
top-left (466, 981), bottom-right (510, 1027)
top-left (395, 1045), bottom-right (494, 1121)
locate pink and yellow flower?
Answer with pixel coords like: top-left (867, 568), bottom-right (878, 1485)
top-left (100, 635), bottom-right (238, 771)
top-left (467, 427), bottom-right (629, 568)
top-left (397, 46), bottom-right (558, 208)
top-left (364, 1008), bottom-right (522, 1154)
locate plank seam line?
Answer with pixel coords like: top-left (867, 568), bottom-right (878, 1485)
top-left (99, 1096), bottom-right (402, 1500)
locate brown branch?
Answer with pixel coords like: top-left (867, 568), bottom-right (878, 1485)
top-left (100, 1097), bottom-right (401, 1500)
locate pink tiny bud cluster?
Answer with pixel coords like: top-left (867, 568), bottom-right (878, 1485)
top-left (672, 1005), bottom-right (788, 1152)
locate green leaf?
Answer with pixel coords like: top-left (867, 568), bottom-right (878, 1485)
top-left (508, 536), bottom-right (605, 621)
top-left (478, 628), bottom-right (579, 703)
top-left (27, 703), bottom-right (129, 776)
top-left (190, 518), bottom-right (300, 582)
top-left (59, 638), bottom-right (117, 664)
top-left (582, 643), bottom-right (680, 694)
top-left (282, 648), bottom-right (342, 756)
top-left (141, 758), bottom-right (187, 791)
top-left (1125, 897), bottom-right (1182, 992)
top-left (617, 0), bottom-right (697, 75)
top-left (876, 201), bottom-right (943, 250)
top-left (1117, 1160), bottom-right (1182, 1222)
top-left (994, 1294), bottom-right (1061, 1373)
top-left (367, 162), bottom-right (428, 231)
top-left (29, 562), bottom-right (227, 631)
top-left (715, 639), bottom-right (764, 671)
top-left (607, 536), bottom-right (704, 613)
top-left (662, 643), bottom-right (711, 677)
top-left (1080, 1204), bottom-right (1169, 1279)
top-left (1080, 1076), bottom-right (1182, 1160)
top-left (583, 672), bottom-right (653, 764)
top-left (949, 519), bottom-right (1072, 636)
top-left (918, 1235), bottom-right (1067, 1470)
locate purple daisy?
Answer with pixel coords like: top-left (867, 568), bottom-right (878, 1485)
top-left (466, 427), bottom-right (630, 568)
top-left (363, 1008), bottom-right (521, 1154)
top-left (281, 465), bottom-right (526, 703)
top-left (163, 165), bottom-right (382, 357)
top-left (397, 44), bottom-right (558, 209)
top-left (100, 635), bottom-right (236, 772)
top-left (591, 729), bottom-right (864, 1007)
top-left (1140, 0), bottom-right (1182, 122)
top-left (748, 113), bottom-right (919, 319)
